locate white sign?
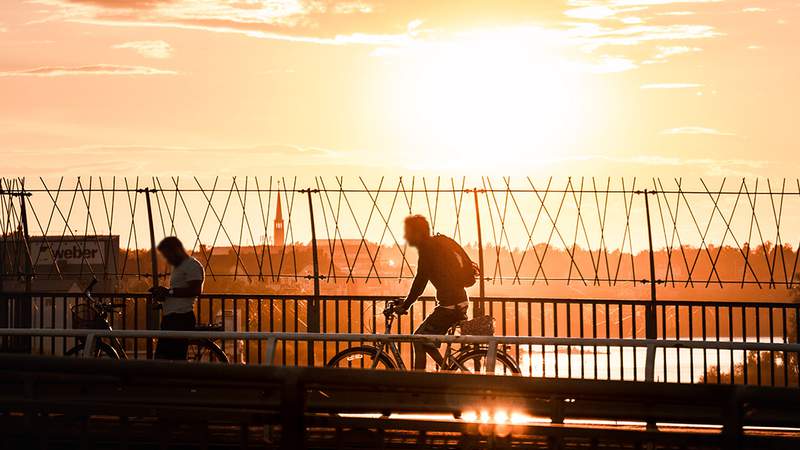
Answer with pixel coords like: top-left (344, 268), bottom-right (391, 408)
top-left (31, 240), bottom-right (108, 266)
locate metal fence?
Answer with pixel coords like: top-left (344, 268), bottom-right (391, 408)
top-left (4, 177), bottom-right (800, 292)
top-left (3, 292), bottom-right (798, 387)
top-left (3, 176), bottom-right (800, 386)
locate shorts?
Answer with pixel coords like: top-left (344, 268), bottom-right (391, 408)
top-left (414, 305), bottom-right (468, 336)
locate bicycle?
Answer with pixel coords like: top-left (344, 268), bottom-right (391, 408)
top-left (65, 278), bottom-right (229, 363)
top-left (326, 299), bottom-right (520, 374)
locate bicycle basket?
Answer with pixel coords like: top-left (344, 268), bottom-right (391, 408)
top-left (71, 304), bottom-right (102, 329)
top-left (459, 315), bottom-right (495, 336)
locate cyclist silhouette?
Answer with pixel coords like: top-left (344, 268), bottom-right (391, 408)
top-left (396, 215), bottom-right (479, 370)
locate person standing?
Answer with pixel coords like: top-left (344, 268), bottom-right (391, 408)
top-left (149, 236), bottom-right (204, 360)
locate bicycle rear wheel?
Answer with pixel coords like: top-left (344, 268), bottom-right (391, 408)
top-left (65, 340), bottom-right (120, 359)
top-left (447, 348), bottom-right (520, 375)
top-left (326, 346), bottom-right (397, 370)
top-left (188, 339), bottom-right (229, 363)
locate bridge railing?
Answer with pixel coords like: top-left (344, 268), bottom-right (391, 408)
top-left (4, 177), bottom-right (800, 364)
top-left (2, 327), bottom-right (800, 388)
top-left (2, 291), bottom-right (799, 388)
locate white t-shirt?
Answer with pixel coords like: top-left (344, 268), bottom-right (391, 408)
top-left (164, 256), bottom-right (205, 315)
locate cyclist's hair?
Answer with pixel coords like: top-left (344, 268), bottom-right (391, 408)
top-left (157, 236), bottom-right (185, 252)
top-left (404, 215), bottom-right (430, 236)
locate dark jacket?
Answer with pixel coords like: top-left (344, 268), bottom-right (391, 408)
top-left (403, 236), bottom-right (469, 307)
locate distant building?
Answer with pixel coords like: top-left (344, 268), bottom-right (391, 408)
top-left (274, 192), bottom-right (285, 247)
top-left (316, 239), bottom-right (382, 277)
top-left (0, 234), bottom-right (119, 292)
top-left (0, 234), bottom-right (120, 353)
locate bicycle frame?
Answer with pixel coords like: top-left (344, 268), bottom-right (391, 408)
top-left (69, 279), bottom-right (228, 362)
top-left (75, 290), bottom-right (129, 359)
top-left (370, 305), bottom-right (484, 372)
top-left (371, 314), bottom-right (407, 370)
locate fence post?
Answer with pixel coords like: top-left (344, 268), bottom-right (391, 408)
top-left (141, 188), bottom-right (159, 360)
top-left (0, 180), bottom-right (11, 350)
top-left (643, 189), bottom-right (658, 382)
top-left (303, 189), bottom-right (321, 365)
top-left (264, 336), bottom-right (278, 366)
top-left (485, 338), bottom-right (497, 373)
top-left (82, 333), bottom-right (96, 358)
top-left (470, 188), bottom-right (486, 318)
top-left (0, 183), bottom-right (5, 348)
top-left (19, 184), bottom-right (32, 293)
top-left (14, 185), bottom-right (33, 352)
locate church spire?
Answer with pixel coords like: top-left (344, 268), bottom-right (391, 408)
top-left (275, 189), bottom-right (283, 222)
top-left (273, 187), bottom-right (285, 247)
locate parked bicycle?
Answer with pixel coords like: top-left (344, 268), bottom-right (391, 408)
top-left (65, 278), bottom-right (229, 363)
top-left (326, 299), bottom-right (520, 374)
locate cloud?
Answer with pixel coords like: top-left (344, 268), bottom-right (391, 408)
top-left (640, 82), bottom-right (702, 89)
top-left (611, 155), bottom-right (766, 177)
top-left (566, 5), bottom-right (632, 20)
top-left (572, 24), bottom-right (719, 53)
top-left (113, 40), bottom-right (172, 59)
top-left (0, 64), bottom-right (177, 77)
top-left (621, 156), bottom-right (765, 177)
top-left (660, 126), bottom-right (735, 136)
top-left (38, 0), bottom-right (724, 49)
top-left (541, 154), bottom-right (772, 177)
top-left (652, 45), bottom-right (701, 59)
top-left (42, 0), bottom-right (566, 44)
top-left (5, 143), bottom-right (339, 157)
top-left (65, 0), bottom-right (170, 7)
top-left (586, 56), bottom-right (638, 73)
top-left (606, 155), bottom-right (762, 169)
top-left (3, 143), bottom-right (346, 175)
top-left (27, 0), bottom-right (727, 78)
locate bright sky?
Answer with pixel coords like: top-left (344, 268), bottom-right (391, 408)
top-left (1, 0), bottom-right (799, 177)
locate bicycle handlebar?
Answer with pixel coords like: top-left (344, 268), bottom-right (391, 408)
top-left (83, 277), bottom-right (98, 296)
top-left (382, 298), bottom-right (408, 318)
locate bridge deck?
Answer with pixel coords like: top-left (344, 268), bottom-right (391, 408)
top-left (1, 355), bottom-right (799, 449)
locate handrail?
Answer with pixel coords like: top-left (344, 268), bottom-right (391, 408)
top-left (1, 327), bottom-right (798, 349)
top-left (4, 328), bottom-right (800, 381)
top-left (5, 328), bottom-right (800, 350)
top-left (1, 292), bottom-right (797, 307)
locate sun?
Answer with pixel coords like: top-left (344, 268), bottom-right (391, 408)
top-left (383, 28), bottom-right (592, 170)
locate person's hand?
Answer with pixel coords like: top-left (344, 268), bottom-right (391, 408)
top-left (393, 301), bottom-right (409, 316)
top-left (149, 286), bottom-right (169, 301)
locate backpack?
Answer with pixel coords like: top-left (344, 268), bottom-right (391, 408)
top-left (432, 234), bottom-right (480, 288)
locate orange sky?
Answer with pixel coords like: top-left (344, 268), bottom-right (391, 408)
top-left (1, 0), bottom-right (799, 177)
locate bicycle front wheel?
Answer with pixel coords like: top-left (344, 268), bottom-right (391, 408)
top-left (188, 339), bottom-right (229, 363)
top-left (326, 346), bottom-right (397, 370)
